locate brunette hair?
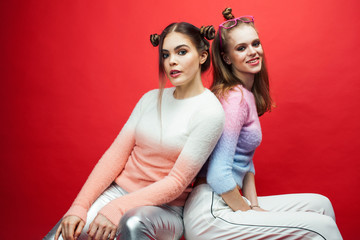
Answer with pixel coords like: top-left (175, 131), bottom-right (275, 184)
top-left (150, 22), bottom-right (215, 110)
top-left (211, 8), bottom-right (273, 116)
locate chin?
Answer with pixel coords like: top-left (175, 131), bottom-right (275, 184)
top-left (250, 66), bottom-right (262, 74)
top-left (169, 80), bottom-right (184, 87)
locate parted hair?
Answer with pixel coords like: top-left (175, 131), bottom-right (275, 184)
top-left (211, 8), bottom-right (273, 116)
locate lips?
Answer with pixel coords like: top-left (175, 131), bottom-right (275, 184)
top-left (246, 57), bottom-right (260, 65)
top-left (170, 70), bottom-right (182, 78)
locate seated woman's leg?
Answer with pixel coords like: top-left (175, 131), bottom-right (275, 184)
top-left (184, 184), bottom-right (342, 240)
top-left (258, 193), bottom-right (336, 220)
top-left (183, 184), bottom-right (218, 240)
top-left (44, 183), bottom-right (127, 240)
top-left (118, 205), bottom-right (183, 240)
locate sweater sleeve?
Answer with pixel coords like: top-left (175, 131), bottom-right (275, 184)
top-left (249, 159), bottom-right (255, 174)
top-left (63, 91), bottom-right (152, 223)
top-left (207, 90), bottom-right (249, 195)
top-left (98, 105), bottom-right (225, 225)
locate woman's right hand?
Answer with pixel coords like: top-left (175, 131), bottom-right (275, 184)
top-left (55, 215), bottom-right (85, 240)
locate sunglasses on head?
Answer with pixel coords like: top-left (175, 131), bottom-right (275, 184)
top-left (219, 16), bottom-right (255, 50)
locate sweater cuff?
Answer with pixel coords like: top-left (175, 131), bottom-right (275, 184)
top-left (64, 205), bottom-right (88, 223)
top-left (208, 178), bottom-right (237, 195)
top-left (98, 202), bottom-right (124, 226)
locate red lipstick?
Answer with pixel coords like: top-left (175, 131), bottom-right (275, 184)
top-left (246, 57), bottom-right (260, 66)
top-left (170, 70), bottom-right (181, 78)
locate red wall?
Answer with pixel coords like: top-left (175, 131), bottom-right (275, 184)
top-left (1, 0), bottom-right (359, 239)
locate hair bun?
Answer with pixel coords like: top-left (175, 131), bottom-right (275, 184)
top-left (222, 7), bottom-right (235, 20)
top-left (200, 25), bottom-right (215, 40)
top-left (150, 34), bottom-right (160, 47)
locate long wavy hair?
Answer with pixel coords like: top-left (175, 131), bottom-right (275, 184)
top-left (211, 9), bottom-right (273, 116)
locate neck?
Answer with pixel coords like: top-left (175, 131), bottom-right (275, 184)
top-left (173, 74), bottom-right (205, 99)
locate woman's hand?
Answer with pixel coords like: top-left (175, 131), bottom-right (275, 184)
top-left (221, 187), bottom-right (251, 212)
top-left (87, 214), bottom-right (117, 240)
top-left (55, 215), bottom-right (85, 240)
top-left (251, 206), bottom-right (267, 212)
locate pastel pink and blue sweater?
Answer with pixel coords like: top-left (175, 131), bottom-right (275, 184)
top-left (64, 87), bottom-right (225, 225)
top-left (207, 85), bottom-right (262, 194)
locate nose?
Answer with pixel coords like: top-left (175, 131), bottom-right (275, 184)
top-left (169, 54), bottom-right (177, 66)
top-left (247, 46), bottom-right (256, 56)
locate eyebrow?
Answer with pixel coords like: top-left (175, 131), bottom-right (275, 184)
top-left (162, 44), bottom-right (190, 52)
top-left (234, 39), bottom-right (260, 48)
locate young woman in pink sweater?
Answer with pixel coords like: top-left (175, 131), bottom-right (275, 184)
top-left (44, 22), bottom-right (224, 240)
top-left (183, 8), bottom-right (342, 239)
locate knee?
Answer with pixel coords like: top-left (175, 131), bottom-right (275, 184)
top-left (121, 215), bottom-right (144, 233)
top-left (306, 193), bottom-right (336, 221)
top-left (118, 208), bottom-right (152, 239)
top-left (312, 194), bottom-right (332, 206)
top-left (120, 210), bottom-right (146, 232)
top-left (312, 194), bottom-right (334, 210)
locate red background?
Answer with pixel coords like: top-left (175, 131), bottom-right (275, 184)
top-left (1, 0), bottom-right (359, 239)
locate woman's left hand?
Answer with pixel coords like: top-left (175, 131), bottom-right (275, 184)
top-left (252, 206), bottom-right (267, 212)
top-left (87, 214), bottom-right (117, 240)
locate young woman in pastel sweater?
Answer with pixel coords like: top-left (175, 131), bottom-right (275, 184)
top-left (44, 22), bottom-right (224, 240)
top-left (183, 8), bottom-right (342, 240)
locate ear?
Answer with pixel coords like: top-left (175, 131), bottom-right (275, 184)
top-left (199, 51), bottom-right (208, 65)
top-left (221, 52), bottom-right (231, 65)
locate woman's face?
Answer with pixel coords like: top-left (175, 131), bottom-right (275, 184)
top-left (161, 32), bottom-right (207, 88)
top-left (223, 24), bottom-right (263, 81)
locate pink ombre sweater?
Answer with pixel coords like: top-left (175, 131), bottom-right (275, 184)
top-left (64, 87), bottom-right (224, 225)
top-left (207, 85), bottom-right (262, 194)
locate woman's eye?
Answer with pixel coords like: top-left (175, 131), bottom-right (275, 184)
top-left (253, 41), bottom-right (261, 47)
top-left (162, 53), bottom-right (169, 59)
top-left (237, 46), bottom-right (246, 51)
top-left (178, 50), bottom-right (187, 55)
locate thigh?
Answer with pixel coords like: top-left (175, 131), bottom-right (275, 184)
top-left (43, 183), bottom-right (127, 240)
top-left (118, 205), bottom-right (184, 240)
top-left (183, 184), bottom-right (221, 240)
top-left (212, 207), bottom-right (341, 240)
top-left (77, 184), bottom-right (128, 239)
top-left (185, 186), bottom-right (342, 240)
top-left (258, 193), bottom-right (335, 219)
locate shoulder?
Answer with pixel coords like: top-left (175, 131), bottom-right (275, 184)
top-left (198, 89), bottom-right (225, 117)
top-left (140, 88), bottom-right (159, 101)
top-left (221, 85), bottom-right (250, 110)
top-left (203, 89), bottom-right (224, 112)
top-left (190, 89), bottom-right (225, 126)
top-left (136, 88), bottom-right (159, 106)
top-left (131, 88), bottom-right (159, 113)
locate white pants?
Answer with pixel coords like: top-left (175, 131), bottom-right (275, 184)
top-left (44, 183), bottom-right (184, 240)
top-left (184, 184), bottom-right (342, 240)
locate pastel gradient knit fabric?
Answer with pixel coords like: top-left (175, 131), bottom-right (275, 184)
top-left (64, 87), bottom-right (225, 226)
top-left (207, 85), bottom-right (262, 194)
